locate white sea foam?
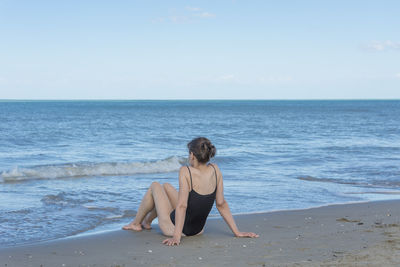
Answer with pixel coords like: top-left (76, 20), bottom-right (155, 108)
top-left (1, 156), bottom-right (183, 183)
top-left (297, 175), bottom-right (400, 188)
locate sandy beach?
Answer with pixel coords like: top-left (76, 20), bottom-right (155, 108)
top-left (1, 200), bottom-right (400, 266)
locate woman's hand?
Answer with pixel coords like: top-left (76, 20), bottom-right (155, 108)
top-left (235, 231), bottom-right (259, 238)
top-left (162, 236), bottom-right (181, 246)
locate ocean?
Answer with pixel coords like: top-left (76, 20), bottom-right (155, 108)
top-left (1, 100), bottom-right (399, 247)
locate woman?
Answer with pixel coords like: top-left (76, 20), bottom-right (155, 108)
top-left (123, 137), bottom-right (259, 246)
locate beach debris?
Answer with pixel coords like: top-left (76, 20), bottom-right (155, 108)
top-left (198, 257), bottom-right (202, 260)
top-left (336, 217), bottom-right (360, 223)
top-left (148, 249), bottom-right (152, 253)
top-left (387, 213), bottom-right (391, 216)
top-left (242, 245), bottom-right (247, 247)
top-left (62, 264), bottom-right (66, 267)
top-left (332, 250), bottom-right (344, 257)
top-left (374, 223), bottom-right (399, 229)
top-left (305, 217), bottom-right (312, 220)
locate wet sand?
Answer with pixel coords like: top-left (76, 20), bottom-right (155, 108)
top-left (1, 200), bottom-right (400, 266)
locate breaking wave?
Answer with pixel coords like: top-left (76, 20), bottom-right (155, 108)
top-left (297, 176), bottom-right (400, 189)
top-left (297, 176), bottom-right (362, 185)
top-left (1, 156), bottom-right (184, 183)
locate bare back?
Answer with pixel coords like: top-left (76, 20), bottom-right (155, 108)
top-left (187, 164), bottom-right (218, 195)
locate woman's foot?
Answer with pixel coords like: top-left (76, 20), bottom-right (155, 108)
top-left (141, 220), bottom-right (152, 230)
top-left (122, 223), bottom-right (143, 231)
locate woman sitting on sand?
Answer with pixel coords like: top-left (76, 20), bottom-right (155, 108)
top-left (123, 137), bottom-right (259, 246)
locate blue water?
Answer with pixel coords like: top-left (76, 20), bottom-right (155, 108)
top-left (1, 100), bottom-right (400, 247)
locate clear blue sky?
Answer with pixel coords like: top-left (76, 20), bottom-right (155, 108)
top-left (0, 0), bottom-right (399, 99)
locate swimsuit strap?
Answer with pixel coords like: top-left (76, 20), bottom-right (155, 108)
top-left (209, 163), bottom-right (218, 190)
top-left (186, 165), bottom-right (193, 190)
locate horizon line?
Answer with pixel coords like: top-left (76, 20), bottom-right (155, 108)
top-left (1, 98), bottom-right (400, 101)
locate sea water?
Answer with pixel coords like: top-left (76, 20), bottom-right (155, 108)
top-left (0, 100), bottom-right (399, 247)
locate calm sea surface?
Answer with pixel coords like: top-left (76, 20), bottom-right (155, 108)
top-left (1, 100), bottom-right (399, 247)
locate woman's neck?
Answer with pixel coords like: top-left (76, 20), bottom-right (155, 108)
top-left (191, 162), bottom-right (208, 170)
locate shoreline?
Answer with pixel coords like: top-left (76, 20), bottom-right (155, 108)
top-left (2, 199), bottom-right (400, 266)
top-left (3, 198), bottom-right (400, 250)
top-left (2, 198), bottom-right (396, 250)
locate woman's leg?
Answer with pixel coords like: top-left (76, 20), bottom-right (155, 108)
top-left (141, 208), bottom-right (156, 229)
top-left (123, 182), bottom-right (175, 236)
top-left (123, 185), bottom-right (155, 231)
top-left (142, 183), bottom-right (178, 228)
top-left (149, 182), bottom-right (175, 236)
top-left (163, 183), bottom-right (178, 209)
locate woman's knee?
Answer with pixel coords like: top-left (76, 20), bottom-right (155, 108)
top-left (158, 218), bottom-right (174, 236)
top-left (150, 181), bottom-right (161, 189)
top-left (162, 183), bottom-right (172, 190)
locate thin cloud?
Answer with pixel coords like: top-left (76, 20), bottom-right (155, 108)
top-left (186, 7), bottom-right (202, 12)
top-left (259, 75), bottom-right (293, 83)
top-left (365, 40), bottom-right (400, 51)
top-left (169, 15), bottom-right (190, 23)
top-left (395, 73), bottom-right (400, 79)
top-left (209, 74), bottom-right (294, 85)
top-left (152, 17), bottom-right (166, 23)
top-left (195, 12), bottom-right (216, 18)
top-left (219, 74), bottom-right (235, 81)
top-left (153, 7), bottom-right (215, 24)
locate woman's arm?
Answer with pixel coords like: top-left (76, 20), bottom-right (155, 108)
top-left (215, 165), bottom-right (259, 238)
top-left (163, 167), bottom-right (190, 246)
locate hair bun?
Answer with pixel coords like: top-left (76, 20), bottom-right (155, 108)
top-left (187, 137), bottom-right (217, 164)
top-left (209, 144), bottom-right (216, 158)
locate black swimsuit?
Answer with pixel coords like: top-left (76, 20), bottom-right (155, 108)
top-left (170, 164), bottom-right (217, 236)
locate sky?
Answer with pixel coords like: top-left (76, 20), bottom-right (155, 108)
top-left (0, 0), bottom-right (399, 100)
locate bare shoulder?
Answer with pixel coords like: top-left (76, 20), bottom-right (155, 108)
top-left (210, 163), bottom-right (222, 178)
top-left (178, 166), bottom-right (191, 188)
top-left (210, 163), bottom-right (220, 171)
top-left (179, 166), bottom-right (189, 176)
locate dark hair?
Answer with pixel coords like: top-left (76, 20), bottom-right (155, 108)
top-left (187, 137), bottom-right (216, 164)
